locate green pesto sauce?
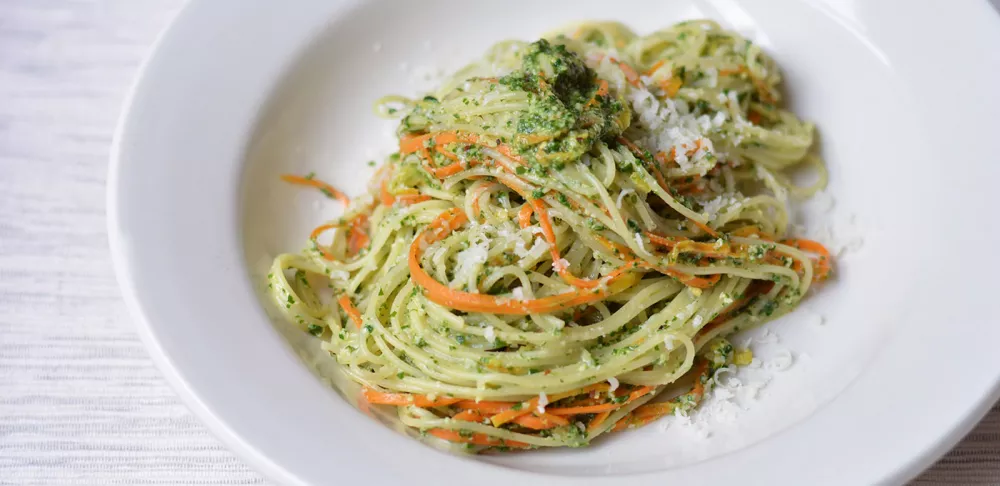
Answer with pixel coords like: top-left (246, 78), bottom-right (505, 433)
top-left (499, 39), bottom-right (630, 165)
top-left (399, 38), bottom-right (631, 168)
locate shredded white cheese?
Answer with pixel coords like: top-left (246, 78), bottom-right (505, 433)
top-left (510, 286), bottom-right (525, 301)
top-left (634, 233), bottom-right (647, 253)
top-left (663, 335), bottom-right (677, 350)
top-left (515, 237), bottom-right (549, 260)
top-left (552, 258), bottom-right (570, 272)
top-left (620, 79), bottom-right (717, 175)
top-left (765, 349), bottom-right (794, 372)
top-left (453, 242), bottom-right (489, 292)
top-left (754, 329), bottom-right (778, 344)
top-left (536, 392), bottom-right (548, 414)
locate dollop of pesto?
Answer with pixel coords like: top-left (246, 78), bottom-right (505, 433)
top-left (500, 39), bottom-right (630, 165)
top-left (399, 38), bottom-right (630, 167)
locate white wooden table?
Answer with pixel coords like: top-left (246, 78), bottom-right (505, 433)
top-left (0, 1), bottom-right (997, 484)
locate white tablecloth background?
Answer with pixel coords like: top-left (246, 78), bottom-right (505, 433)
top-left (1, 1), bottom-right (997, 484)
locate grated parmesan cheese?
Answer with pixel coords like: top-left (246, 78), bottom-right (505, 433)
top-left (711, 111), bottom-right (727, 127)
top-left (754, 329), bottom-right (778, 344)
top-left (621, 79), bottom-right (717, 174)
top-left (701, 194), bottom-right (739, 219)
top-left (536, 392), bottom-right (548, 414)
top-left (453, 242), bottom-right (489, 291)
top-left (634, 233), bottom-right (647, 253)
top-left (552, 258), bottom-right (570, 272)
top-left (765, 349), bottom-right (794, 372)
top-left (515, 237), bottom-right (549, 260)
top-left (510, 286), bottom-right (525, 301)
top-left (663, 335), bottom-right (677, 350)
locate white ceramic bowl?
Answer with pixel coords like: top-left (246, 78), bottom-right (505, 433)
top-left (109, 1), bottom-right (1000, 484)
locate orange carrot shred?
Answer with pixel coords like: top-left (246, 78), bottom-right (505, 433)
top-left (280, 174), bottom-right (350, 207)
top-left (362, 388), bottom-right (461, 407)
top-left (587, 411), bottom-right (612, 433)
top-left (427, 428), bottom-right (529, 448)
top-left (408, 209), bottom-right (637, 315)
top-left (513, 413), bottom-right (569, 430)
top-left (337, 294), bottom-right (363, 328)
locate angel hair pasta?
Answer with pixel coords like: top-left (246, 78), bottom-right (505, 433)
top-left (268, 20), bottom-right (832, 452)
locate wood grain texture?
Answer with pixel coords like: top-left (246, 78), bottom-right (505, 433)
top-left (0, 1), bottom-right (995, 484)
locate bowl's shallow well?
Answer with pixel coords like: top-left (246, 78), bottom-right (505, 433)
top-left (243, 0), bottom-right (911, 473)
top-left (111, 0), bottom-right (1000, 484)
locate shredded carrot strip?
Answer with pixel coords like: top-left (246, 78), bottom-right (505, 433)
top-left (781, 238), bottom-right (832, 281)
top-left (572, 305), bottom-right (597, 323)
top-left (409, 209), bottom-right (638, 315)
top-left (362, 388), bottom-right (462, 407)
top-left (488, 405), bottom-right (536, 427)
top-left (611, 415), bottom-right (631, 432)
top-left (595, 78), bottom-right (609, 97)
top-left (468, 185), bottom-right (493, 220)
top-left (583, 79), bottom-right (609, 109)
top-left (517, 204), bottom-right (533, 228)
top-left (379, 179), bottom-right (396, 206)
top-left (690, 219), bottom-right (718, 237)
top-left (645, 60), bottom-right (666, 77)
top-left (489, 384), bottom-right (610, 427)
top-left (590, 233), bottom-right (718, 289)
top-left (719, 65), bottom-right (746, 76)
top-left (587, 411), bottom-right (612, 433)
top-left (637, 261), bottom-right (720, 289)
top-left (672, 179), bottom-right (705, 194)
top-left (428, 428), bottom-right (529, 448)
top-left (614, 58), bottom-right (641, 87)
top-left (337, 294), bottom-right (363, 328)
top-left (730, 225), bottom-right (774, 239)
top-left (280, 174), bottom-right (350, 207)
top-left (655, 149), bottom-right (675, 169)
top-left (610, 413), bottom-right (660, 431)
top-left (546, 386), bottom-right (654, 416)
top-left (396, 193), bottom-right (432, 205)
top-left (632, 362), bottom-right (710, 421)
top-left (513, 413), bottom-right (569, 430)
top-left (347, 214), bottom-right (369, 256)
top-left (356, 395), bottom-right (373, 417)
top-left (546, 403), bottom-right (621, 416)
top-left (668, 239), bottom-right (732, 260)
top-left (400, 131), bottom-right (523, 178)
top-left (659, 77), bottom-right (683, 98)
top-left (308, 223), bottom-right (341, 260)
top-left (376, 165), bottom-right (396, 206)
top-left (644, 232), bottom-right (682, 250)
top-left (455, 400), bottom-right (516, 414)
top-left (452, 410), bottom-right (486, 422)
top-left (526, 197), bottom-right (644, 291)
